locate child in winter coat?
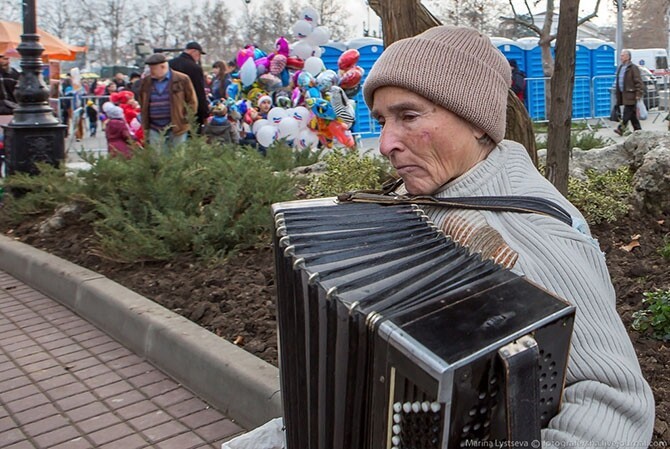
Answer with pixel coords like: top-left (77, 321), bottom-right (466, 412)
top-left (204, 103), bottom-right (239, 145)
top-left (85, 100), bottom-right (99, 137)
top-left (103, 103), bottom-right (136, 158)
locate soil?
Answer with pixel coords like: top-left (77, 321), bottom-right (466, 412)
top-left (1, 207), bottom-right (669, 443)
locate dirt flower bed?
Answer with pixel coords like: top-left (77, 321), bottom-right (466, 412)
top-left (2, 208), bottom-right (669, 442)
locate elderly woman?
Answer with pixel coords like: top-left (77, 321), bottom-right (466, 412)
top-left (363, 26), bottom-right (654, 446)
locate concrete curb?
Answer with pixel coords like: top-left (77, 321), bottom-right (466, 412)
top-left (0, 234), bottom-right (282, 430)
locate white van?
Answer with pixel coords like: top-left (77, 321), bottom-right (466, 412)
top-left (629, 48), bottom-right (669, 75)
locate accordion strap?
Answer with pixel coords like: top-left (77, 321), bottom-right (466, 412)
top-left (338, 180), bottom-right (573, 227)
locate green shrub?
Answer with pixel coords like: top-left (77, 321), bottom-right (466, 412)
top-left (632, 289), bottom-right (670, 341)
top-left (1, 137), bottom-right (298, 262)
top-left (264, 141), bottom-right (324, 172)
top-left (535, 130), bottom-right (613, 151)
top-left (567, 167), bottom-right (633, 224)
top-left (0, 163), bottom-right (83, 225)
top-left (659, 236), bottom-right (670, 261)
top-left (305, 149), bottom-right (393, 197)
top-left (571, 130), bottom-right (614, 151)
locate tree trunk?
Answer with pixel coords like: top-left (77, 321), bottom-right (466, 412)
top-left (545, 0), bottom-right (580, 195)
top-left (367, 0), bottom-right (537, 159)
top-left (367, 0), bottom-right (440, 47)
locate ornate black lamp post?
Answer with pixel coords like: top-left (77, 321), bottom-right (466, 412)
top-left (2, 0), bottom-right (66, 176)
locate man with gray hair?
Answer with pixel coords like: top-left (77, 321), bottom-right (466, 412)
top-left (614, 49), bottom-right (644, 136)
top-left (363, 25), bottom-right (653, 446)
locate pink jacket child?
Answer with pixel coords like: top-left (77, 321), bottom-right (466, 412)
top-left (103, 103), bottom-right (135, 158)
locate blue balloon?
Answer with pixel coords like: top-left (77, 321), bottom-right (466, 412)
top-left (253, 47), bottom-right (267, 59)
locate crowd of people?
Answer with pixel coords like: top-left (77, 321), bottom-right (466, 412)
top-left (54, 36), bottom-right (356, 159)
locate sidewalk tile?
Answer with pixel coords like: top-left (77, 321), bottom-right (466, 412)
top-left (1, 384), bottom-right (41, 403)
top-left (128, 410), bottom-right (172, 431)
top-left (0, 415), bottom-right (17, 432)
top-left (181, 409), bottom-right (228, 429)
top-left (152, 387), bottom-right (194, 408)
top-left (195, 420), bottom-right (244, 443)
top-left (5, 393), bottom-right (50, 414)
top-left (88, 422), bottom-right (135, 446)
top-left (54, 391), bottom-right (97, 411)
top-left (32, 426), bottom-right (81, 448)
top-left (143, 421), bottom-right (188, 443)
top-left (127, 370), bottom-right (166, 388)
top-left (155, 431), bottom-right (207, 449)
top-left (104, 390), bottom-right (146, 410)
top-left (98, 434), bottom-right (148, 449)
top-left (0, 376), bottom-right (32, 393)
top-left (165, 397), bottom-right (208, 419)
top-left (95, 380), bottom-right (134, 399)
top-left (21, 414), bottom-right (70, 437)
top-left (78, 412), bottom-right (121, 434)
top-left (116, 401), bottom-right (159, 420)
top-left (48, 437), bottom-right (93, 449)
top-left (13, 402), bottom-right (59, 425)
top-left (39, 374), bottom-right (77, 392)
top-left (140, 379), bottom-right (180, 398)
top-left (66, 401), bottom-right (109, 422)
top-left (115, 361), bottom-right (153, 378)
top-left (47, 381), bottom-right (88, 401)
top-left (0, 427), bottom-right (28, 447)
top-left (82, 371), bottom-right (123, 389)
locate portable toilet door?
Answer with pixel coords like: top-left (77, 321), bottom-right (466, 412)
top-left (491, 37), bottom-right (527, 73)
top-left (520, 37), bottom-right (553, 120)
top-left (588, 41), bottom-right (616, 118)
top-left (572, 44), bottom-right (592, 119)
top-left (319, 41), bottom-right (346, 73)
top-left (347, 37), bottom-right (384, 138)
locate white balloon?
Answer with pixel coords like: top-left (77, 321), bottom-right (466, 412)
top-left (299, 6), bottom-right (320, 25)
top-left (304, 57), bottom-right (325, 76)
top-left (291, 41), bottom-right (314, 60)
top-left (278, 117), bottom-right (300, 140)
top-left (292, 20), bottom-right (313, 39)
top-left (308, 26), bottom-right (330, 46)
top-left (267, 107), bottom-right (288, 124)
top-left (256, 125), bottom-right (279, 147)
top-left (252, 119), bottom-right (269, 135)
top-left (296, 128), bottom-right (320, 150)
top-left (312, 46), bottom-right (323, 58)
top-left (240, 58), bottom-right (257, 87)
top-left (292, 106), bottom-right (311, 128)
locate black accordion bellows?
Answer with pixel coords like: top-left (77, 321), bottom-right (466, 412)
top-left (272, 199), bottom-right (575, 449)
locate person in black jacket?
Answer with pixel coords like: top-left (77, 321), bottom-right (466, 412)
top-left (169, 42), bottom-right (208, 130)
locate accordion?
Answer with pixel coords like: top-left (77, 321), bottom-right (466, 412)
top-left (272, 198), bottom-right (575, 449)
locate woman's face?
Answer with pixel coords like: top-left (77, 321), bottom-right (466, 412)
top-left (372, 86), bottom-right (492, 195)
top-left (212, 67), bottom-right (220, 76)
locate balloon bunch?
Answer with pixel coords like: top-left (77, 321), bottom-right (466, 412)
top-left (225, 4), bottom-right (363, 150)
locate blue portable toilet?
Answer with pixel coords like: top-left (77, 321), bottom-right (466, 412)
top-left (518, 38), bottom-right (549, 120)
top-left (346, 37), bottom-right (384, 138)
top-left (582, 39), bottom-right (616, 118)
top-left (572, 44), bottom-right (592, 118)
top-left (319, 41), bottom-right (346, 73)
top-left (491, 37), bottom-right (527, 73)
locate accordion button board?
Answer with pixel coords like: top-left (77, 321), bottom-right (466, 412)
top-left (272, 198), bottom-right (576, 449)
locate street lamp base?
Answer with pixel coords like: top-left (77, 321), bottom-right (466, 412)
top-left (2, 123), bottom-right (67, 176)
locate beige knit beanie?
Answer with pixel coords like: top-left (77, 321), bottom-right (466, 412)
top-left (363, 26), bottom-right (511, 144)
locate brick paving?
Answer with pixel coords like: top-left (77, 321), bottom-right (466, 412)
top-left (0, 269), bottom-right (245, 449)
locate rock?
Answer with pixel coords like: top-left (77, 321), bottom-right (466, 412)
top-left (538, 131), bottom-right (670, 180)
top-left (655, 418), bottom-right (668, 438)
top-left (38, 203), bottom-right (81, 235)
top-left (632, 147), bottom-right (670, 215)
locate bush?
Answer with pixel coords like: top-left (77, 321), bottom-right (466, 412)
top-left (632, 289), bottom-right (670, 341)
top-left (305, 149), bottom-right (393, 197)
top-left (1, 137), bottom-right (298, 262)
top-left (0, 163), bottom-right (83, 225)
top-left (659, 236), bottom-right (670, 261)
top-left (535, 130), bottom-right (613, 151)
top-left (264, 141), bottom-right (324, 172)
top-left (567, 167), bottom-right (633, 224)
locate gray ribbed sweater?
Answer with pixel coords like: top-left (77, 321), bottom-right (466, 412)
top-left (417, 140), bottom-right (655, 447)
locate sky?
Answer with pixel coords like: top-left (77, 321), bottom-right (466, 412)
top-left (189, 0), bottom-right (616, 39)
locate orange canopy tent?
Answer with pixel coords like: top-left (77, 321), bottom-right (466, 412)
top-left (0, 20), bottom-right (86, 61)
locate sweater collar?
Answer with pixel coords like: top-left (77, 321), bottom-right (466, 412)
top-left (435, 142), bottom-right (509, 197)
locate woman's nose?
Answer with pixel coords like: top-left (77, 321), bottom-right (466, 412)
top-left (378, 124), bottom-right (399, 158)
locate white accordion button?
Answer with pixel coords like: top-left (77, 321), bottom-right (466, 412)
top-left (431, 402), bottom-right (442, 412)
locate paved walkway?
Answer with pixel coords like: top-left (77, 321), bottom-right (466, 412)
top-left (0, 269), bottom-right (244, 449)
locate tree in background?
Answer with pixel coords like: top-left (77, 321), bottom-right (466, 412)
top-left (623, 0), bottom-right (670, 49)
top-left (367, 0), bottom-right (537, 166)
top-left (424, 0), bottom-right (509, 35)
